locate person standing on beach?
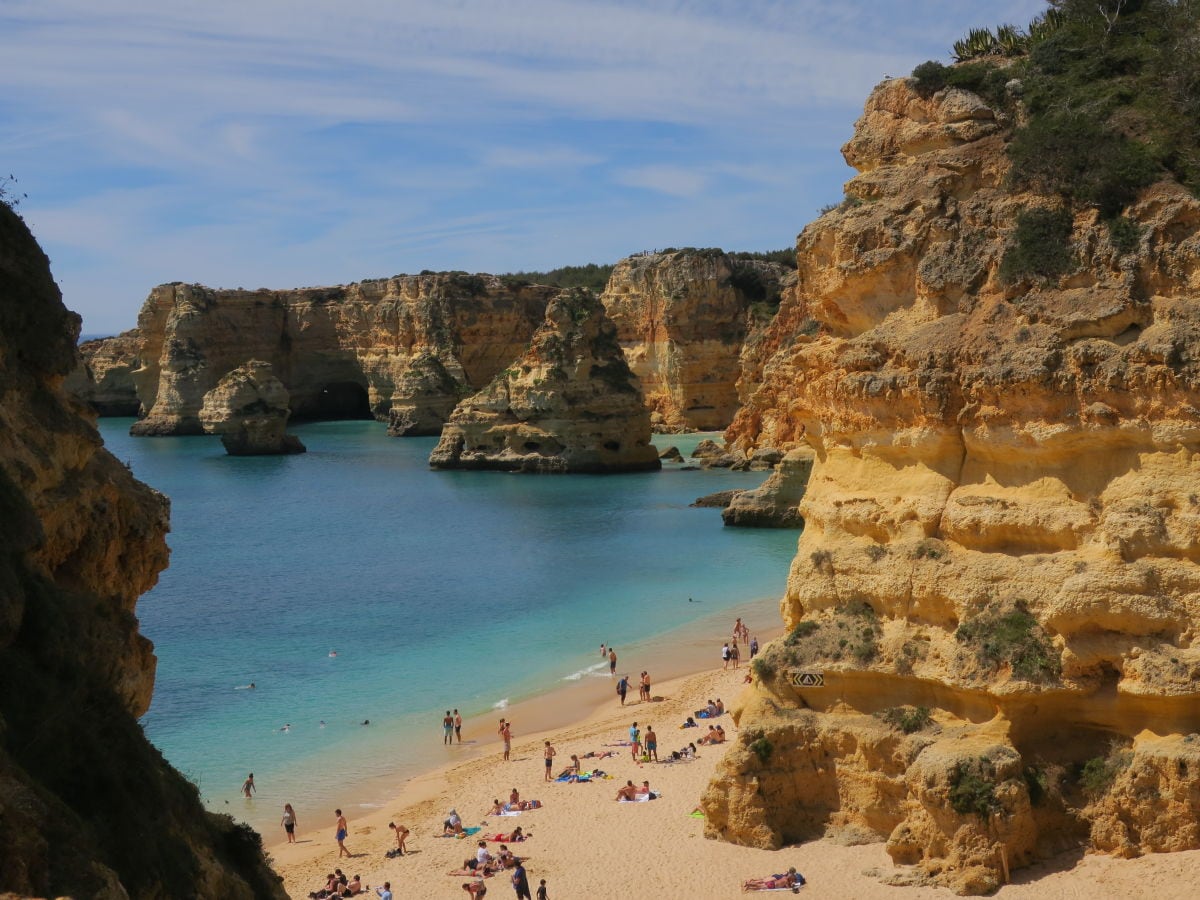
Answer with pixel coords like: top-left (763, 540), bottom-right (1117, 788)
top-left (630, 722), bottom-right (641, 761)
top-left (608, 647), bottom-right (617, 675)
top-left (536, 879), bottom-right (549, 900)
top-left (543, 740), bottom-right (557, 781)
top-left (454, 709), bottom-right (463, 743)
top-left (511, 860), bottom-right (532, 900)
top-left (444, 710), bottom-right (454, 745)
top-left (281, 802), bottom-right (297, 843)
top-left (335, 808), bottom-right (350, 857)
top-left (750, 635), bottom-right (759, 658)
top-left (721, 642), bottom-right (731, 670)
top-left (242, 773), bottom-right (255, 798)
top-left (615, 674), bottom-right (628, 706)
top-left (639, 670), bottom-right (650, 702)
top-left (644, 725), bottom-right (658, 762)
top-left (500, 719), bottom-right (512, 761)
top-left (731, 639), bottom-right (740, 669)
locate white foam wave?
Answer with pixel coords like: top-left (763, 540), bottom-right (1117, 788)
top-left (492, 697), bottom-right (509, 710)
top-left (561, 661), bottom-right (609, 681)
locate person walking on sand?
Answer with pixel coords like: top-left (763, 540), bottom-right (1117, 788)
top-left (281, 802), bottom-right (297, 843)
top-left (511, 860), bottom-right (532, 900)
top-left (500, 719), bottom-right (512, 761)
top-left (731, 639), bottom-right (740, 669)
top-left (335, 808), bottom-right (350, 857)
top-left (242, 773), bottom-right (255, 798)
top-left (454, 709), bottom-right (463, 743)
top-left (543, 740), bottom-right (557, 781)
top-left (608, 647), bottom-right (617, 675)
top-left (443, 710), bottom-right (454, 745)
top-left (536, 879), bottom-right (549, 900)
top-left (750, 635), bottom-right (759, 658)
top-left (615, 673), bottom-right (629, 706)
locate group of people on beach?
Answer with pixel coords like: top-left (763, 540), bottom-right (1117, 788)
top-left (443, 709), bottom-right (464, 744)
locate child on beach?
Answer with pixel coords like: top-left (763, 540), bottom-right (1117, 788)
top-left (536, 879), bottom-right (549, 900)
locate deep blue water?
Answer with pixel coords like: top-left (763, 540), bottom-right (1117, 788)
top-left (99, 421), bottom-right (796, 830)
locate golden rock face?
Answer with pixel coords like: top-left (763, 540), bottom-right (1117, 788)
top-left (429, 287), bottom-right (661, 473)
top-left (711, 78), bottom-right (1200, 894)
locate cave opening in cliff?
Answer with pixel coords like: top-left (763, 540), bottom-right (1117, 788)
top-left (294, 381), bottom-right (373, 422)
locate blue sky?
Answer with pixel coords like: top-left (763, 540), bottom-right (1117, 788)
top-left (1, 0), bottom-right (1045, 334)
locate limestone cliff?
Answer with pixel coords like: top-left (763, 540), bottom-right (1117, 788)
top-left (199, 360), bottom-right (306, 455)
top-left (66, 328), bottom-right (142, 415)
top-left (600, 250), bottom-right (787, 432)
top-left (0, 205), bottom-right (285, 898)
top-left (709, 75), bottom-right (1200, 894)
top-left (429, 287), bottom-right (661, 473)
top-left (117, 274), bottom-right (557, 436)
top-left (722, 448), bottom-right (813, 527)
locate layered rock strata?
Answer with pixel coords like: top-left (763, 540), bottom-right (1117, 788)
top-left (199, 360), bottom-right (306, 455)
top-left (112, 275), bottom-right (557, 436)
top-left (429, 288), bottom-right (660, 473)
top-left (0, 205), bottom-right (285, 898)
top-left (600, 250), bottom-right (787, 431)
top-left (65, 328), bottom-right (142, 415)
top-left (709, 77), bottom-right (1200, 894)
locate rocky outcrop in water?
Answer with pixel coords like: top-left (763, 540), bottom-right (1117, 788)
top-left (429, 288), bottom-right (660, 473)
top-left (722, 448), bottom-right (812, 527)
top-left (110, 275), bottom-right (557, 436)
top-left (0, 204), bottom-right (285, 898)
top-left (707, 74), bottom-right (1200, 894)
top-left (600, 250), bottom-right (788, 432)
top-left (199, 360), bottom-right (306, 455)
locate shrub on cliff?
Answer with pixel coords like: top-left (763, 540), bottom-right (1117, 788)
top-left (948, 758), bottom-right (1001, 818)
top-left (999, 207), bottom-right (1075, 284)
top-left (956, 599), bottom-right (1061, 681)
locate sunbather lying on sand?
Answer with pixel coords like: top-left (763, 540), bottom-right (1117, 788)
top-left (581, 749), bottom-right (617, 759)
top-left (487, 826), bottom-right (529, 843)
top-left (742, 867), bottom-right (804, 891)
top-left (509, 799), bottom-right (542, 811)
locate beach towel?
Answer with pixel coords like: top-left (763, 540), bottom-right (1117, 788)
top-left (447, 868), bottom-right (494, 877)
top-left (485, 834), bottom-right (532, 843)
top-left (619, 792), bottom-right (662, 802)
top-left (498, 810), bottom-right (522, 816)
top-left (439, 826), bottom-right (482, 838)
top-left (603, 741), bottom-right (633, 747)
top-left (688, 810), bottom-right (705, 818)
top-left (743, 887), bottom-right (805, 894)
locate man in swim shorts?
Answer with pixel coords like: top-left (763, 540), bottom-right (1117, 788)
top-left (608, 647), bottom-right (617, 674)
top-left (335, 809), bottom-right (350, 857)
top-left (444, 710), bottom-right (454, 745)
top-left (543, 740), bottom-right (556, 781)
top-left (454, 709), bottom-right (463, 743)
top-left (644, 725), bottom-right (658, 762)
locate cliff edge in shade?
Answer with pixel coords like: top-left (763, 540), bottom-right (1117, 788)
top-left (0, 203), bottom-right (286, 899)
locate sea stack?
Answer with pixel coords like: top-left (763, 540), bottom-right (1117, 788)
top-left (429, 287), bottom-right (661, 473)
top-left (199, 360), bottom-right (306, 455)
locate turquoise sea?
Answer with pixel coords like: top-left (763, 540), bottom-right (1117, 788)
top-left (99, 420), bottom-right (797, 834)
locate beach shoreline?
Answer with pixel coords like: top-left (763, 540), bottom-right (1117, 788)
top-left (268, 650), bottom-right (1200, 900)
top-left (238, 590), bottom-right (785, 837)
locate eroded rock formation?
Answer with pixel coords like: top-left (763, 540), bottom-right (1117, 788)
top-left (429, 288), bottom-right (660, 473)
top-left (199, 360), bottom-right (306, 455)
top-left (66, 328), bottom-right (142, 415)
top-left (708, 76), bottom-right (1200, 894)
top-left (112, 275), bottom-right (557, 436)
top-left (0, 205), bottom-right (285, 898)
top-left (722, 448), bottom-right (813, 527)
top-left (600, 250), bottom-right (787, 432)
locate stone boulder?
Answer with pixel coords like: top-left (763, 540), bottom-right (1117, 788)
top-left (199, 361), bottom-right (306, 456)
top-left (658, 445), bottom-right (683, 462)
top-left (429, 288), bottom-right (660, 473)
top-left (723, 448), bottom-right (813, 527)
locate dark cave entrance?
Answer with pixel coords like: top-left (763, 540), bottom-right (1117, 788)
top-left (293, 381), bottom-right (373, 421)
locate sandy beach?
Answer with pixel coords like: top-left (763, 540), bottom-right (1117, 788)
top-left (269, 662), bottom-right (1199, 900)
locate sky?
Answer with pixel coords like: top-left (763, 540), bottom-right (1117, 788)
top-left (1, 0), bottom-right (1046, 335)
